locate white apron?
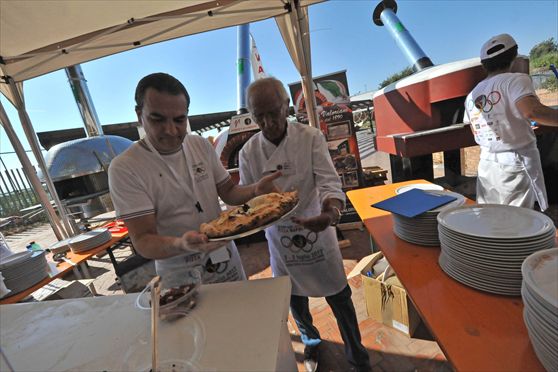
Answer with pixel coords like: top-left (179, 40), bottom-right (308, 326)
top-left (477, 142), bottom-right (548, 211)
top-left (256, 129), bottom-right (347, 297)
top-left (144, 137), bottom-right (246, 283)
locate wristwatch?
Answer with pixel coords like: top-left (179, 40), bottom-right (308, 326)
top-left (329, 206), bottom-right (342, 226)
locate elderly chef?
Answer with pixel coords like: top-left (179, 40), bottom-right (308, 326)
top-left (464, 34), bottom-right (558, 210)
top-left (239, 77), bottom-right (370, 372)
top-left (109, 72), bottom-right (280, 285)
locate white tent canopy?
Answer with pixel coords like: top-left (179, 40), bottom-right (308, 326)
top-left (0, 0), bottom-right (324, 238)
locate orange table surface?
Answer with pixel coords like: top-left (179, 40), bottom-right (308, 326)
top-left (0, 231), bottom-right (129, 305)
top-left (347, 181), bottom-right (547, 372)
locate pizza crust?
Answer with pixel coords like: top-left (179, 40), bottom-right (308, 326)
top-left (200, 191), bottom-right (299, 238)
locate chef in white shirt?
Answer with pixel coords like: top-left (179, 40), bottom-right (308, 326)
top-left (109, 72), bottom-right (280, 284)
top-left (239, 77), bottom-right (370, 372)
top-left (464, 34), bottom-right (558, 210)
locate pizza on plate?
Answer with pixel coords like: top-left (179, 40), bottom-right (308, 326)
top-left (200, 191), bottom-right (299, 238)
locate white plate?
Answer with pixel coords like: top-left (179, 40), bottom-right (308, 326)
top-left (207, 202), bottom-right (299, 242)
top-left (423, 190), bottom-right (466, 213)
top-left (437, 204), bottom-right (555, 239)
top-left (395, 183), bottom-right (444, 194)
top-left (0, 251), bottom-right (32, 269)
top-left (521, 248), bottom-right (558, 309)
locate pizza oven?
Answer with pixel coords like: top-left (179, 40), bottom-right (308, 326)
top-left (39, 135), bottom-right (132, 219)
top-left (371, 0), bottom-right (528, 181)
top-left (38, 65), bottom-right (133, 221)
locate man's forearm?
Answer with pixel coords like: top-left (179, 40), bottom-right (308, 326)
top-left (130, 233), bottom-right (189, 260)
top-left (530, 106), bottom-right (558, 127)
top-left (219, 184), bottom-right (256, 206)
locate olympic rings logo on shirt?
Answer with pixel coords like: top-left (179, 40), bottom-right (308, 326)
top-left (468, 91), bottom-right (501, 113)
top-left (280, 231), bottom-right (318, 253)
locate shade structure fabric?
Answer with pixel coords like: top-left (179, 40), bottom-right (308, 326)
top-left (0, 0), bottom-right (325, 239)
top-left (0, 0), bottom-right (324, 104)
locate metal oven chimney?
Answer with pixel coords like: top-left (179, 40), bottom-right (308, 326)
top-left (65, 65), bottom-right (104, 137)
top-left (373, 0), bottom-right (434, 72)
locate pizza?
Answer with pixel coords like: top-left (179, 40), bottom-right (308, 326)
top-left (200, 191), bottom-right (299, 238)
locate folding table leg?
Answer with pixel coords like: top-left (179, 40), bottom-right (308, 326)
top-left (79, 262), bottom-right (91, 279)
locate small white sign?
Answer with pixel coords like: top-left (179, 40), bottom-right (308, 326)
top-left (209, 246), bottom-right (231, 264)
top-left (229, 113), bottom-right (259, 135)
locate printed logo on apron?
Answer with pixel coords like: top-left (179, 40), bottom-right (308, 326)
top-left (202, 246), bottom-right (243, 283)
top-left (192, 162), bottom-right (209, 183)
top-left (275, 161), bottom-right (295, 176)
top-left (280, 231), bottom-right (318, 253)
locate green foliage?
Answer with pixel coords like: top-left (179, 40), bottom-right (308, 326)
top-left (378, 66), bottom-right (414, 89)
top-left (529, 38), bottom-right (557, 59)
top-left (529, 38), bottom-right (558, 71)
top-left (541, 77), bottom-right (558, 92)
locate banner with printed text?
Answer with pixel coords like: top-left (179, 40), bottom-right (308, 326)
top-left (288, 71), bottom-right (363, 192)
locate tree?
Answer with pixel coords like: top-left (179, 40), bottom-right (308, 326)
top-left (377, 67), bottom-right (414, 90)
top-left (529, 38), bottom-right (558, 71)
top-left (529, 38), bottom-right (557, 60)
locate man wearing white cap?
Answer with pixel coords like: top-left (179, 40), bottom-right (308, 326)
top-left (464, 33), bottom-right (558, 210)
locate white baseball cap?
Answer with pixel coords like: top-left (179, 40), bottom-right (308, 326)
top-left (480, 33), bottom-right (517, 61)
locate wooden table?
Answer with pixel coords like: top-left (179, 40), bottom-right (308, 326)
top-left (0, 277), bottom-right (296, 371)
top-left (0, 230), bottom-right (128, 305)
top-left (347, 180), bottom-right (547, 372)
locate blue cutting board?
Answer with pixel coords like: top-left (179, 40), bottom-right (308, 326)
top-left (372, 188), bottom-right (456, 218)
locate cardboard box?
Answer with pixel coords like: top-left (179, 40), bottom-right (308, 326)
top-left (348, 252), bottom-right (420, 337)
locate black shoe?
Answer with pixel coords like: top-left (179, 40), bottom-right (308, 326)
top-left (303, 344), bottom-right (319, 372)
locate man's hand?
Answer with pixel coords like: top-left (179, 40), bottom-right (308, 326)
top-left (254, 171), bottom-right (282, 196)
top-left (181, 231), bottom-right (227, 253)
top-left (292, 213), bottom-right (332, 233)
top-left (292, 197), bottom-right (342, 232)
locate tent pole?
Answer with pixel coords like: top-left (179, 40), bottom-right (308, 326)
top-left (0, 99), bottom-right (67, 240)
top-left (288, 1), bottom-right (318, 128)
top-left (5, 78), bottom-right (75, 238)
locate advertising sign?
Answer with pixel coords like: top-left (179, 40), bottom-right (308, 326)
top-left (288, 71), bottom-right (363, 191)
top-left (229, 113), bottom-right (259, 135)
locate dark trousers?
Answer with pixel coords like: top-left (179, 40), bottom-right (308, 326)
top-left (290, 284), bottom-right (371, 369)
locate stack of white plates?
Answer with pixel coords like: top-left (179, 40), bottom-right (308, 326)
top-left (521, 248), bottom-right (558, 372)
top-left (437, 204), bottom-right (556, 296)
top-left (48, 237), bottom-right (72, 254)
top-left (68, 228), bottom-right (112, 253)
top-left (0, 250), bottom-right (49, 294)
top-left (392, 190), bottom-right (466, 246)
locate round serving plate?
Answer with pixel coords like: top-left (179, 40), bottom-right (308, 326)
top-left (438, 231), bottom-right (546, 260)
top-left (523, 312), bottom-right (558, 372)
top-left (439, 253), bottom-right (521, 295)
top-left (395, 183), bottom-right (444, 195)
top-left (0, 251), bottom-right (33, 270)
top-left (207, 202), bottom-right (300, 242)
top-left (521, 248), bottom-right (558, 309)
top-left (442, 251), bottom-right (523, 280)
top-left (438, 230), bottom-right (553, 258)
top-left (442, 250), bottom-right (523, 279)
top-left (48, 238), bottom-right (73, 254)
top-left (437, 222), bottom-right (556, 245)
top-left (437, 204), bottom-right (555, 240)
top-left (69, 228), bottom-right (112, 252)
top-left (524, 310), bottom-right (558, 357)
top-left (393, 230), bottom-right (439, 247)
top-left (423, 190), bottom-right (466, 214)
top-left (523, 283), bottom-right (558, 322)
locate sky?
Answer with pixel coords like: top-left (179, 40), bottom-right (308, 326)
top-left (1, 0), bottom-right (557, 171)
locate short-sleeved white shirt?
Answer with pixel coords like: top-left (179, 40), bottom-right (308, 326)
top-left (464, 72), bottom-right (536, 152)
top-left (108, 135), bottom-right (246, 283)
